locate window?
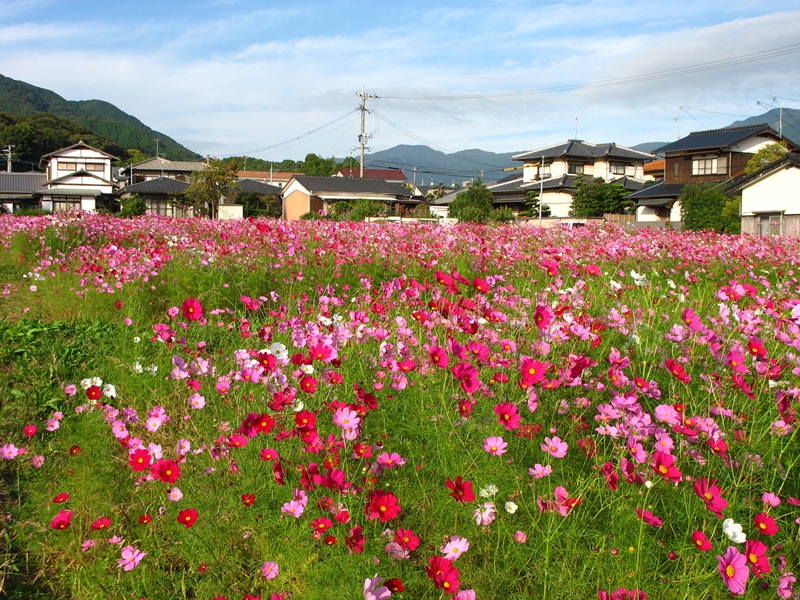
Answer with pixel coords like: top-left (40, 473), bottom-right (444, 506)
top-left (759, 214), bottom-right (782, 236)
top-left (58, 162), bottom-right (77, 171)
top-left (85, 163), bottom-right (104, 172)
top-left (610, 163), bottom-right (626, 175)
top-left (673, 163), bottom-right (680, 178)
top-left (567, 163), bottom-right (584, 175)
top-left (51, 196), bottom-right (80, 212)
top-left (692, 156), bottom-right (727, 176)
top-left (147, 198), bottom-right (170, 216)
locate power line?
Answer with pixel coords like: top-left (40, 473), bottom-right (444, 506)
top-left (381, 43), bottom-right (800, 101)
top-left (232, 110), bottom-right (357, 156)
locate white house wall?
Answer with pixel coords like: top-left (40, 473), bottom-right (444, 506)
top-left (542, 191), bottom-right (574, 218)
top-left (741, 167), bottom-right (800, 215)
top-left (636, 206), bottom-right (661, 222)
top-left (731, 135), bottom-right (780, 155)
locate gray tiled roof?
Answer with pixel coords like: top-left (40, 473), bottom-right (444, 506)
top-left (237, 178), bottom-right (281, 195)
top-left (655, 124), bottom-right (777, 154)
top-left (521, 174), bottom-right (581, 191)
top-left (513, 140), bottom-right (654, 162)
top-left (725, 152), bottom-right (800, 194)
top-left (40, 140), bottom-right (119, 161)
top-left (626, 180), bottom-right (685, 200)
top-left (488, 175), bottom-right (525, 193)
top-left (128, 157), bottom-right (206, 172)
top-left (0, 172), bottom-right (47, 194)
top-left (291, 176), bottom-right (410, 197)
top-left (120, 177), bottom-right (189, 195)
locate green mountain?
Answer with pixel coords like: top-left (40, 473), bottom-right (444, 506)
top-left (0, 74), bottom-right (200, 162)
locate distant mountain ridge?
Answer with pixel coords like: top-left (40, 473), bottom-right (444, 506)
top-left (0, 74), bottom-right (200, 161)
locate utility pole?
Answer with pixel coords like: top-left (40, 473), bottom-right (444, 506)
top-left (3, 145), bottom-right (12, 172)
top-left (539, 155), bottom-right (544, 227)
top-left (154, 139), bottom-right (160, 158)
top-left (772, 96), bottom-right (783, 139)
top-left (356, 86), bottom-right (378, 177)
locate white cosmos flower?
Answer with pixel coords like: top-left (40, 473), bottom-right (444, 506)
top-left (722, 518), bottom-right (746, 544)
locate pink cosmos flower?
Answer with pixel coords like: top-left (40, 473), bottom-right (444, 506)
top-left (483, 436), bottom-right (508, 456)
top-left (474, 502), bottom-right (497, 526)
top-left (117, 545), bottom-right (146, 571)
top-left (692, 530), bottom-right (712, 551)
top-left (494, 402), bottom-right (521, 430)
top-left (441, 535), bottom-right (469, 560)
top-left (364, 575), bottom-right (392, 600)
top-left (761, 492), bottom-right (780, 507)
top-left (717, 546), bottom-right (749, 595)
top-left (333, 407), bottom-right (360, 430)
top-left (0, 444), bottom-right (19, 460)
top-left (188, 393), bottom-right (206, 409)
top-left (167, 487), bottom-right (183, 502)
top-left (541, 436), bottom-right (568, 458)
top-left (281, 499), bottom-right (305, 518)
top-left (514, 530), bottom-right (528, 543)
top-left (261, 560), bottom-right (279, 580)
top-left (529, 463), bottom-right (552, 479)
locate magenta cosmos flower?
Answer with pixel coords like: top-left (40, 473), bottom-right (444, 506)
top-left (717, 546), bottom-right (749, 595)
top-left (261, 560), bottom-right (279, 579)
top-left (483, 436), bottom-right (508, 456)
top-left (180, 297), bottom-right (203, 321)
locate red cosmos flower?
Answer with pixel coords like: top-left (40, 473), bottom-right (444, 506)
top-left (308, 343), bottom-right (334, 362)
top-left (139, 514), bottom-right (153, 524)
top-left (181, 297), bottom-right (203, 322)
top-left (394, 528), bottom-right (420, 551)
top-left (226, 434), bottom-right (249, 449)
top-left (753, 512), bottom-right (778, 536)
top-left (311, 517), bottom-right (333, 534)
top-left (385, 578), bottom-right (405, 593)
top-left (52, 492), bottom-right (70, 503)
top-left (23, 424), bottom-right (37, 437)
top-left (602, 462), bottom-right (619, 492)
top-left (177, 508), bottom-right (198, 528)
top-left (254, 414), bottom-right (275, 435)
top-left (692, 530), bottom-right (712, 551)
top-left (50, 509), bottom-right (73, 530)
top-left (747, 336), bottom-right (767, 359)
top-left (426, 555), bottom-right (460, 594)
top-left (272, 460), bottom-right (286, 486)
top-left (295, 409), bottom-right (316, 430)
top-left (429, 346), bottom-right (450, 369)
top-left (241, 493), bottom-right (256, 507)
top-left (151, 458), bottom-right (181, 484)
top-left (323, 535), bottom-right (337, 546)
top-left (345, 525), bottom-right (364, 554)
top-left (534, 305), bottom-right (553, 330)
top-left (365, 491), bottom-right (402, 522)
top-left (693, 478), bottom-right (728, 518)
top-left (652, 451), bottom-right (682, 483)
top-left (91, 515), bottom-right (112, 530)
top-left (665, 359), bottom-right (691, 384)
top-left (445, 475), bottom-right (475, 504)
top-left (259, 448), bottom-right (279, 462)
top-left (519, 357), bottom-right (549, 388)
top-left (128, 448), bottom-right (152, 472)
top-left (472, 277), bottom-right (489, 293)
top-left (299, 375), bottom-right (318, 394)
top-left (86, 385), bottom-right (102, 400)
top-left (494, 402), bottom-right (521, 431)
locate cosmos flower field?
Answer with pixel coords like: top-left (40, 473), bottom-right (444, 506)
top-left (0, 213), bottom-right (798, 599)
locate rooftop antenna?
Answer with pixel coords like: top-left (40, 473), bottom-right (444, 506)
top-left (674, 117), bottom-right (680, 140)
top-left (574, 116), bottom-right (579, 139)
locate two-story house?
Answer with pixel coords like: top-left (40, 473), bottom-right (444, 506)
top-left (510, 140), bottom-right (655, 217)
top-left (37, 141), bottom-right (117, 212)
top-left (629, 123), bottom-right (790, 223)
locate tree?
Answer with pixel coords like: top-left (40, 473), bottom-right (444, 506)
top-left (183, 160), bottom-right (240, 218)
top-left (118, 194), bottom-right (147, 218)
top-left (448, 181), bottom-right (494, 223)
top-left (680, 183), bottom-right (739, 233)
top-left (237, 191), bottom-right (281, 218)
top-left (745, 141), bottom-right (789, 174)
top-left (302, 153), bottom-right (339, 176)
top-left (519, 189), bottom-right (551, 218)
top-left (570, 176), bottom-right (630, 218)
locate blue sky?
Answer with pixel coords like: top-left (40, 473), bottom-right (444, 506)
top-left (2, 0), bottom-right (800, 164)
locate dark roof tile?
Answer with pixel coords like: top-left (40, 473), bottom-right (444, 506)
top-left (655, 124), bottom-right (778, 154)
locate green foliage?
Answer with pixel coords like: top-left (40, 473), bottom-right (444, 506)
top-left (184, 160), bottom-right (240, 218)
top-left (14, 208), bottom-right (51, 216)
top-left (347, 198), bottom-right (384, 221)
top-left (237, 191), bottom-right (281, 218)
top-left (448, 181), bottom-right (494, 223)
top-left (570, 176), bottom-right (630, 218)
top-left (519, 189), bottom-right (551, 218)
top-left (680, 183), bottom-right (739, 233)
top-left (301, 153), bottom-right (340, 176)
top-left (721, 196), bottom-right (742, 234)
top-left (745, 141), bottom-right (789, 174)
top-left (0, 74), bottom-right (200, 161)
top-left (488, 206), bottom-right (516, 223)
top-left (299, 210), bottom-right (330, 220)
top-left (118, 194), bottom-right (147, 218)
top-left (0, 112), bottom-right (126, 169)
